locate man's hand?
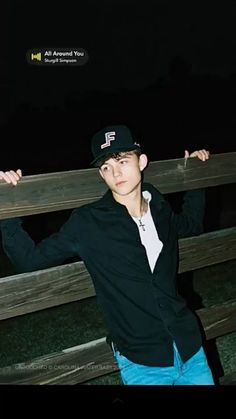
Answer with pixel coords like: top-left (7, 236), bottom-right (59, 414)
top-left (0, 169), bottom-right (22, 186)
top-left (185, 149), bottom-right (210, 161)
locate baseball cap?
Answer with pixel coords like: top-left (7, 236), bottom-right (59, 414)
top-left (90, 125), bottom-right (141, 166)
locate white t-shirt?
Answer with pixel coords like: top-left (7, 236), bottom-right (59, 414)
top-left (132, 191), bottom-right (163, 272)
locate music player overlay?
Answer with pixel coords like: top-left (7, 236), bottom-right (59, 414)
top-left (27, 48), bottom-right (88, 66)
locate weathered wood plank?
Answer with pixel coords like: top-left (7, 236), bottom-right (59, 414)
top-left (197, 300), bottom-right (236, 340)
top-left (0, 262), bottom-right (96, 320)
top-left (0, 227), bottom-right (235, 320)
top-left (0, 300), bottom-right (235, 384)
top-left (0, 152), bottom-right (235, 219)
top-left (0, 337), bottom-right (117, 385)
top-left (179, 227), bottom-right (236, 272)
top-left (146, 151), bottom-right (236, 193)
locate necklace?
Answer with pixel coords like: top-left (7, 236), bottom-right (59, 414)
top-left (130, 197), bottom-right (148, 231)
top-left (137, 198), bottom-right (148, 231)
top-left (138, 217), bottom-right (145, 231)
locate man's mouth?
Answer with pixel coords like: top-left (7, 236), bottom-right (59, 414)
top-left (115, 181), bottom-right (126, 187)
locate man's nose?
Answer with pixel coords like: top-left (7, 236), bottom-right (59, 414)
top-left (112, 165), bottom-right (121, 177)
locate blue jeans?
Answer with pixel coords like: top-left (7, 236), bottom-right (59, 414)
top-left (113, 342), bottom-right (215, 385)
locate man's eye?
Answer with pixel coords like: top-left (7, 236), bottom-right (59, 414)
top-left (120, 160), bottom-right (127, 164)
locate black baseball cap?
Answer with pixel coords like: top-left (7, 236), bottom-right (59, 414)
top-left (90, 125), bottom-right (141, 166)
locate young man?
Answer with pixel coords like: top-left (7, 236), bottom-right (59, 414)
top-left (0, 125), bottom-right (214, 385)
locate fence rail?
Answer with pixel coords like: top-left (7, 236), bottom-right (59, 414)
top-left (0, 152), bottom-right (235, 220)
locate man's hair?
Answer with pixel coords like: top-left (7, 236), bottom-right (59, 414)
top-left (95, 149), bottom-right (142, 168)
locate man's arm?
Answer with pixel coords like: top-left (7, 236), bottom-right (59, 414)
top-left (0, 169), bottom-right (79, 272)
top-left (1, 214), bottom-right (80, 273)
top-left (172, 149), bottom-right (210, 238)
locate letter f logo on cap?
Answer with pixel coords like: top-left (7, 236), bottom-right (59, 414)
top-left (101, 131), bottom-right (116, 149)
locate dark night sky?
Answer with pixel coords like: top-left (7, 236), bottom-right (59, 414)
top-left (2, 0), bottom-right (236, 171)
top-left (8, 0), bottom-right (236, 104)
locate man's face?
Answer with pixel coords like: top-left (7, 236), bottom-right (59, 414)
top-left (99, 152), bottom-right (148, 198)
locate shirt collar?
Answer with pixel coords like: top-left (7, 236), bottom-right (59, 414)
top-left (94, 182), bottom-right (165, 212)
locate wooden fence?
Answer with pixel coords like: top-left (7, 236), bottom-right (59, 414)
top-left (0, 152), bottom-right (235, 384)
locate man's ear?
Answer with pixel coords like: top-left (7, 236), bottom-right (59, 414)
top-left (99, 168), bottom-right (105, 180)
top-left (139, 154), bottom-right (148, 172)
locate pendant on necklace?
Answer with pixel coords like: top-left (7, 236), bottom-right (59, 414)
top-left (138, 218), bottom-right (145, 231)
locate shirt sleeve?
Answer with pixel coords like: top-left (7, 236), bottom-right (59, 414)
top-left (171, 189), bottom-right (205, 238)
top-left (0, 210), bottom-right (80, 273)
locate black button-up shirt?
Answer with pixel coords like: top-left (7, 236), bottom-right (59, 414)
top-left (0, 183), bottom-right (205, 366)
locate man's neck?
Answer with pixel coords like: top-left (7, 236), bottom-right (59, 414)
top-left (112, 186), bottom-right (148, 218)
